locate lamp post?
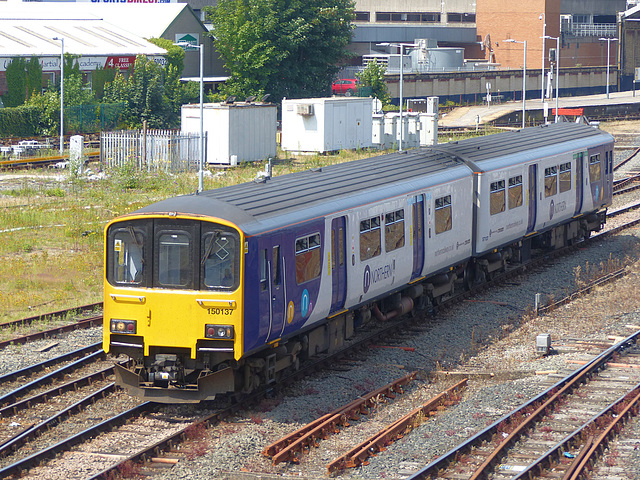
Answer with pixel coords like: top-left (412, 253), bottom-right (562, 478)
top-left (52, 37), bottom-right (64, 154)
top-left (175, 41), bottom-right (204, 192)
top-left (543, 35), bottom-right (560, 123)
top-left (598, 37), bottom-right (618, 99)
top-left (540, 13), bottom-right (546, 102)
top-left (377, 42), bottom-right (416, 152)
top-left (504, 39), bottom-right (527, 128)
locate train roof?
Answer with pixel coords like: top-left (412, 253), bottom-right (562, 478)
top-left (132, 122), bottom-right (613, 236)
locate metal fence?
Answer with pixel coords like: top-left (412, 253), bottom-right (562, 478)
top-left (100, 129), bottom-right (206, 173)
top-left (66, 103), bottom-right (125, 134)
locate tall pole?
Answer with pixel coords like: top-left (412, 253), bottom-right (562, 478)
top-left (53, 37), bottom-right (64, 155)
top-left (198, 43), bottom-right (204, 192)
top-left (555, 36), bottom-right (559, 123)
top-left (399, 44), bottom-right (404, 152)
top-left (599, 37), bottom-right (618, 100)
top-left (522, 41), bottom-right (527, 128)
top-left (541, 15), bottom-right (546, 102)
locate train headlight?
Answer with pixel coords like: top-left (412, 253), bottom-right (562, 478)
top-left (205, 324), bottom-right (234, 339)
top-left (110, 319), bottom-right (137, 334)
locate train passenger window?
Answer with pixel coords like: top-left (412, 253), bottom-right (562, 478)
top-left (158, 233), bottom-right (191, 287)
top-left (544, 166), bottom-right (557, 197)
top-left (590, 154), bottom-right (601, 182)
top-left (338, 228), bottom-right (345, 266)
top-left (259, 249), bottom-right (268, 291)
top-left (201, 229), bottom-right (239, 290)
top-left (508, 176), bottom-right (523, 209)
top-left (295, 233), bottom-right (322, 284)
top-left (490, 180), bottom-right (506, 215)
top-left (272, 246), bottom-right (281, 285)
top-left (435, 195), bottom-right (452, 234)
top-left (385, 209), bottom-right (405, 252)
top-left (559, 163), bottom-right (572, 193)
top-left (360, 216), bottom-right (381, 260)
top-left (111, 227), bottom-right (145, 285)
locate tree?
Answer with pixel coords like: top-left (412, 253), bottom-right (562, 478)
top-left (2, 57), bottom-right (42, 107)
top-left (205, 0), bottom-right (355, 102)
top-left (357, 60), bottom-right (390, 107)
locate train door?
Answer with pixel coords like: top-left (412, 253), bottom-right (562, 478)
top-left (410, 194), bottom-right (425, 279)
top-left (330, 217), bottom-right (347, 313)
top-left (526, 164), bottom-right (537, 234)
top-left (259, 235), bottom-right (285, 343)
top-left (574, 152), bottom-right (584, 215)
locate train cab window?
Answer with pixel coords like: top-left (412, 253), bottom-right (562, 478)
top-left (490, 180), bottom-right (506, 215)
top-left (590, 154), bottom-right (601, 182)
top-left (201, 228), bottom-right (240, 290)
top-left (385, 209), bottom-right (405, 252)
top-left (435, 195), bottom-right (452, 234)
top-left (158, 233), bottom-right (192, 287)
top-left (544, 166), bottom-right (557, 197)
top-left (508, 176), bottom-right (523, 209)
top-left (360, 216), bottom-right (381, 260)
top-left (110, 226), bottom-right (146, 285)
top-left (295, 233), bottom-right (322, 284)
top-left (559, 163), bottom-right (572, 193)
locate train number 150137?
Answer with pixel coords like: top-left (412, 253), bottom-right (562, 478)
top-left (207, 307), bottom-right (233, 316)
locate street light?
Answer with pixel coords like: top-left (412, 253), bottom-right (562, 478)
top-left (52, 37), bottom-right (64, 154)
top-left (543, 35), bottom-right (560, 123)
top-left (377, 42), bottom-right (416, 152)
top-left (539, 14), bottom-right (546, 102)
top-left (175, 41), bottom-right (204, 192)
top-left (598, 37), bottom-right (618, 99)
top-left (504, 39), bottom-right (527, 128)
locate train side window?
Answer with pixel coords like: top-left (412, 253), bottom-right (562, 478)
top-left (338, 228), bottom-right (345, 266)
top-left (435, 195), bottom-right (452, 234)
top-left (559, 162), bottom-right (571, 193)
top-left (589, 154), bottom-right (601, 182)
top-left (490, 180), bottom-right (506, 215)
top-left (201, 229), bottom-right (239, 290)
top-left (385, 209), bottom-right (405, 252)
top-left (544, 166), bottom-right (557, 197)
top-left (360, 216), bottom-right (381, 260)
top-left (111, 227), bottom-right (146, 285)
top-left (260, 249), bottom-right (268, 291)
top-left (272, 246), bottom-right (281, 285)
top-left (158, 232), bottom-right (192, 287)
top-left (508, 175), bottom-right (523, 209)
top-left (295, 233), bottom-right (322, 284)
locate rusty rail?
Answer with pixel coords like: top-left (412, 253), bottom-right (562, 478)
top-left (327, 378), bottom-right (467, 474)
top-left (263, 371), bottom-right (418, 464)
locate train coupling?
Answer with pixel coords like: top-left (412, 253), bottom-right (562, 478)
top-left (114, 362), bottom-right (235, 404)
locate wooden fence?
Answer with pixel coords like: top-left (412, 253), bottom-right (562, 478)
top-left (100, 129), bottom-right (206, 173)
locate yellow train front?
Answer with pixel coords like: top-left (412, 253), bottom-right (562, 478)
top-left (103, 210), bottom-right (243, 403)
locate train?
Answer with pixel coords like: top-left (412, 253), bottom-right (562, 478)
top-left (103, 122), bottom-right (614, 403)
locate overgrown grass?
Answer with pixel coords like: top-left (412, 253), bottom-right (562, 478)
top-left (0, 148), bottom-right (389, 323)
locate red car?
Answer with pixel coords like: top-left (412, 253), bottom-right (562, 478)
top-left (331, 78), bottom-right (358, 96)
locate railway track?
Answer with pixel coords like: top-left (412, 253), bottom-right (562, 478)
top-left (406, 331), bottom-right (640, 480)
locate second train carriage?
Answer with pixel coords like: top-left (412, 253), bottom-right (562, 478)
top-left (104, 122), bottom-right (614, 402)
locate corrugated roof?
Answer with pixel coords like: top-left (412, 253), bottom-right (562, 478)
top-left (0, 3), bottom-right (171, 57)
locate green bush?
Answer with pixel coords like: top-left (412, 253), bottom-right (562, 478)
top-left (0, 105), bottom-right (42, 137)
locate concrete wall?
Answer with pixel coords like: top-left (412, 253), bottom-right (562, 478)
top-left (560, 0), bottom-right (625, 16)
top-left (383, 66), bottom-right (617, 103)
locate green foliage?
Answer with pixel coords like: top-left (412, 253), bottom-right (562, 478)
top-left (205, 0), bottom-right (355, 102)
top-left (24, 88), bottom-right (60, 136)
top-left (3, 58), bottom-right (29, 107)
top-left (64, 73), bottom-right (95, 107)
top-left (26, 57), bottom-right (43, 101)
top-left (148, 37), bottom-right (186, 77)
top-left (92, 66), bottom-right (117, 100)
top-left (0, 105), bottom-right (41, 136)
top-left (357, 61), bottom-right (390, 106)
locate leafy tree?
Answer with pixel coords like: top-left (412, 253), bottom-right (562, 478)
top-left (148, 37), bottom-right (186, 76)
top-left (64, 73), bottom-right (95, 106)
top-left (24, 89), bottom-right (60, 136)
top-left (92, 66), bottom-right (117, 100)
top-left (2, 57), bottom-right (42, 107)
top-left (205, 0), bottom-right (355, 102)
top-left (357, 60), bottom-right (390, 107)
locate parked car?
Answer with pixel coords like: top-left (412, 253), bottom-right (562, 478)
top-left (331, 78), bottom-right (358, 96)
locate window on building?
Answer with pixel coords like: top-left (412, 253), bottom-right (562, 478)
top-left (355, 11), bottom-right (370, 21)
top-left (508, 175), bottom-right (523, 209)
top-left (435, 195), bottom-right (452, 234)
top-left (360, 216), bottom-right (381, 260)
top-left (385, 209), bottom-right (405, 252)
top-left (545, 166), bottom-right (558, 197)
